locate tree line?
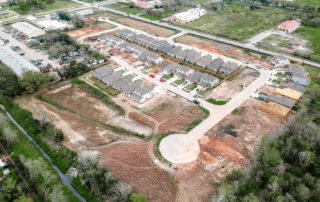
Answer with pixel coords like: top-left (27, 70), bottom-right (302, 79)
top-left (213, 78), bottom-right (320, 201)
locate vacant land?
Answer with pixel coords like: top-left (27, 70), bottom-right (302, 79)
top-left (115, 17), bottom-right (177, 37)
top-left (68, 20), bottom-right (116, 38)
top-left (175, 2), bottom-right (293, 40)
top-left (176, 34), bottom-right (272, 68)
top-left (116, 5), bottom-right (143, 15)
top-left (203, 68), bottom-right (260, 101)
top-left (10, 1), bottom-right (81, 15)
top-left (293, 0), bottom-right (320, 6)
top-left (260, 33), bottom-right (311, 55)
top-left (295, 26), bottom-right (320, 59)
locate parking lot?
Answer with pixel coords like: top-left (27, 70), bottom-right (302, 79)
top-left (0, 28), bottom-right (60, 69)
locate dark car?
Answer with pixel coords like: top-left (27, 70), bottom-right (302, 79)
top-left (193, 100), bottom-right (200, 105)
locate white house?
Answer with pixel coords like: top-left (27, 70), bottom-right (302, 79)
top-left (271, 55), bottom-right (290, 67)
top-left (146, 53), bottom-right (163, 64)
top-left (197, 74), bottom-right (219, 90)
top-left (187, 8), bottom-right (206, 17)
top-left (132, 85), bottom-right (155, 103)
top-left (175, 65), bottom-right (194, 78)
top-left (170, 12), bottom-right (199, 24)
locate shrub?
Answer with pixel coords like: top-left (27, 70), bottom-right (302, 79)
top-left (130, 193), bottom-right (147, 202)
top-left (226, 169), bottom-right (244, 182)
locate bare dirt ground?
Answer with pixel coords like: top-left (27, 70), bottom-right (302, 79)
top-left (171, 98), bottom-right (293, 202)
top-left (98, 143), bottom-right (177, 202)
top-left (259, 85), bottom-right (275, 94)
top-left (176, 35), bottom-right (273, 69)
top-left (204, 68), bottom-right (260, 101)
top-left (137, 91), bottom-right (205, 134)
top-left (117, 18), bottom-right (176, 37)
top-left (68, 23), bottom-right (115, 38)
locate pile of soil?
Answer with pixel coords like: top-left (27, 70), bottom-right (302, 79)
top-left (214, 124), bottom-right (238, 138)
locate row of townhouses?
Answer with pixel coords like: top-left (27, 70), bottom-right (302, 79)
top-left (92, 66), bottom-right (155, 103)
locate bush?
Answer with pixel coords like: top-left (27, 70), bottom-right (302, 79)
top-left (130, 193), bottom-right (147, 202)
top-left (226, 169), bottom-right (244, 182)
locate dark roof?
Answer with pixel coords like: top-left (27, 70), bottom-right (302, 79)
top-left (122, 81), bottom-right (142, 95)
top-left (207, 58), bottom-right (224, 71)
top-left (135, 85), bottom-right (153, 96)
top-left (167, 46), bottom-right (182, 55)
top-left (279, 82), bottom-right (306, 93)
top-left (266, 94), bottom-right (296, 109)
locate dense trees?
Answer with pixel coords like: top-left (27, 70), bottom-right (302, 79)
top-left (215, 82), bottom-right (320, 201)
top-left (19, 71), bottom-right (50, 93)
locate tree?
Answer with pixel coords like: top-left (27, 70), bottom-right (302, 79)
top-left (19, 4), bottom-right (31, 11)
top-left (40, 113), bottom-right (49, 129)
top-left (227, 169), bottom-right (244, 182)
top-left (19, 71), bottom-right (50, 93)
top-left (129, 2), bottom-right (135, 8)
top-left (242, 193), bottom-right (259, 202)
top-left (0, 64), bottom-right (21, 98)
top-left (2, 127), bottom-right (17, 149)
top-left (261, 146), bottom-right (281, 167)
top-left (91, 52), bottom-right (102, 60)
top-left (13, 196), bottom-right (30, 202)
top-left (47, 0), bottom-right (55, 4)
top-left (49, 72), bottom-right (61, 82)
top-left (48, 46), bottom-right (59, 57)
top-left (94, 13), bottom-right (100, 21)
top-left (49, 185), bottom-right (68, 202)
top-left (130, 193), bottom-right (147, 202)
top-left (113, 182), bottom-right (132, 200)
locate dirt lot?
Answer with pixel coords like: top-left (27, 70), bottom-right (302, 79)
top-left (98, 143), bottom-right (177, 202)
top-left (117, 18), bottom-right (176, 37)
top-left (172, 98), bottom-right (294, 201)
top-left (204, 68), bottom-right (260, 101)
top-left (68, 23), bottom-right (116, 38)
top-left (113, 91), bottom-right (205, 134)
top-left (176, 35), bottom-right (273, 69)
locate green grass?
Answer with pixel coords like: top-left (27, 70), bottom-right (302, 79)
top-left (162, 73), bottom-right (174, 80)
top-left (185, 83), bottom-right (197, 91)
top-left (173, 78), bottom-right (185, 85)
top-left (88, 75), bottom-right (99, 83)
top-left (272, 79), bottom-right (282, 84)
top-left (0, 108), bottom-right (81, 202)
top-left (174, 2), bottom-right (293, 41)
top-left (117, 6), bottom-right (143, 15)
top-left (302, 65), bottom-right (320, 77)
top-left (143, 65), bottom-right (154, 70)
top-left (293, 0), bottom-right (320, 6)
top-left (258, 92), bottom-right (268, 96)
top-left (295, 26), bottom-right (320, 59)
top-left (105, 86), bottom-right (118, 93)
top-left (140, 14), bottom-right (159, 21)
top-left (96, 81), bottom-right (107, 88)
top-left (198, 87), bottom-right (212, 96)
top-left (10, 1), bottom-right (81, 15)
top-left (206, 98), bottom-right (228, 105)
top-left (125, 74), bottom-right (136, 78)
top-left (224, 54), bottom-right (238, 60)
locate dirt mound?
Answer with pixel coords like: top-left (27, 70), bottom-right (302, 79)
top-left (200, 152), bottom-right (216, 164)
top-left (129, 112), bottom-right (156, 129)
top-left (117, 18), bottom-right (175, 37)
top-left (202, 137), bottom-right (248, 164)
top-left (214, 124), bottom-right (237, 138)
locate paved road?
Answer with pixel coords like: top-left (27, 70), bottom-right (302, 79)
top-left (101, 7), bottom-right (320, 68)
top-left (111, 56), bottom-right (270, 164)
top-left (77, 17), bottom-right (271, 164)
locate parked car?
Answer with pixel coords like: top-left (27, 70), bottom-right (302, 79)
top-left (193, 100), bottom-right (200, 105)
top-left (160, 79), bottom-right (165, 82)
top-left (243, 61), bottom-right (249, 64)
top-left (149, 75), bottom-right (155, 78)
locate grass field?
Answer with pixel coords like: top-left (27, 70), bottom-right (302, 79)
top-left (295, 26), bottom-right (320, 59)
top-left (10, 1), bottom-right (81, 15)
top-left (174, 78), bottom-right (185, 85)
top-left (162, 73), bottom-right (174, 80)
top-left (293, 0), bottom-right (320, 6)
top-left (140, 14), bottom-right (159, 21)
top-left (185, 83), bottom-right (197, 90)
top-left (174, 2), bottom-right (293, 41)
top-left (303, 65), bottom-right (320, 77)
top-left (0, 107), bottom-right (80, 202)
top-left (117, 6), bottom-right (143, 15)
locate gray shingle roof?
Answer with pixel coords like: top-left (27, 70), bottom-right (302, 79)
top-left (167, 46), bottom-right (182, 55)
top-left (175, 49), bottom-right (188, 59)
top-left (266, 94), bottom-right (296, 108)
top-left (135, 85), bottom-right (153, 96)
top-left (132, 93), bottom-right (144, 102)
top-left (102, 71), bottom-right (123, 84)
top-left (279, 82), bottom-right (306, 93)
top-left (112, 76), bottom-right (132, 89)
top-left (275, 55), bottom-right (288, 61)
top-left (122, 81), bottom-right (142, 95)
top-left (187, 72), bottom-right (207, 82)
top-left (196, 55), bottom-right (213, 66)
top-left (207, 58), bottom-right (224, 71)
